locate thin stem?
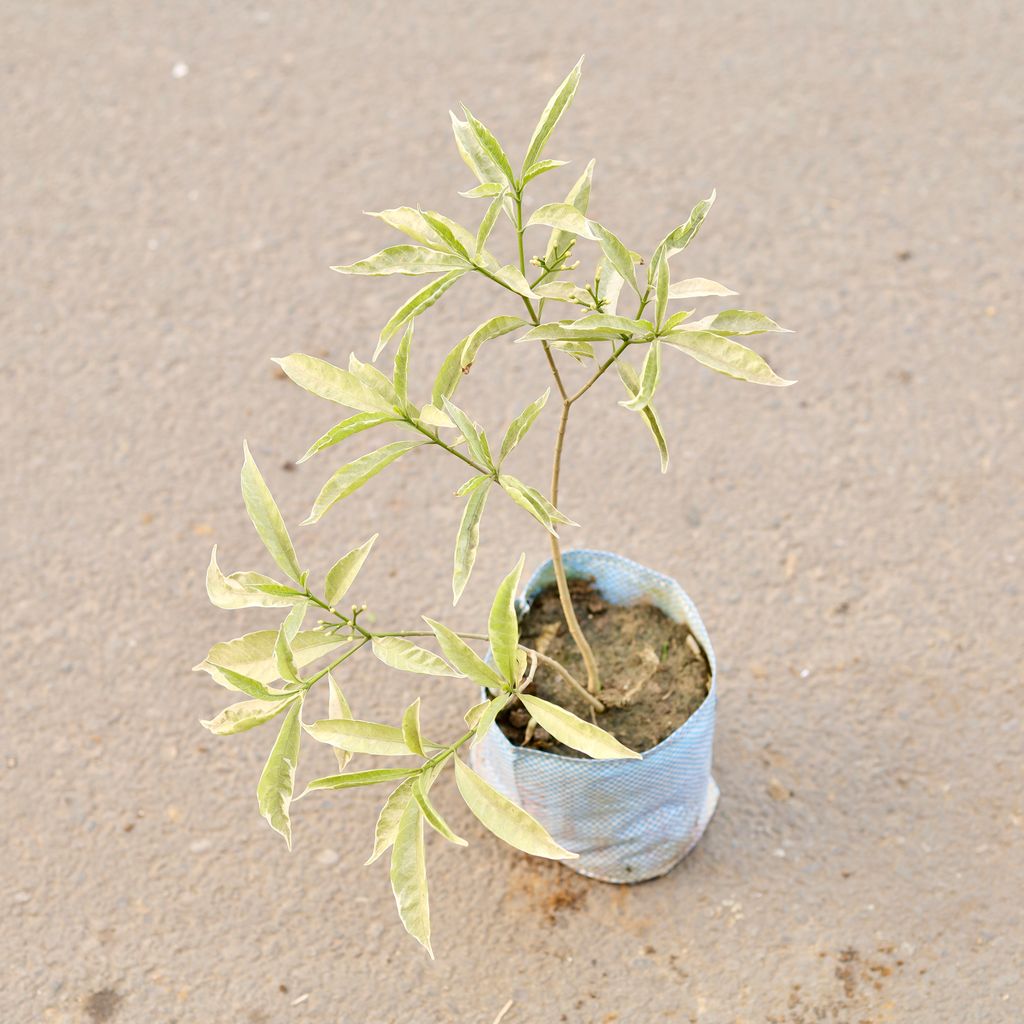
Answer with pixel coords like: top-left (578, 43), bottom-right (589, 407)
top-left (526, 649), bottom-right (605, 712)
top-left (303, 637), bottom-right (369, 689)
top-left (408, 419), bottom-right (493, 477)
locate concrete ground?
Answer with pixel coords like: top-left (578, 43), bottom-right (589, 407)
top-left (4, 2), bottom-right (1022, 1022)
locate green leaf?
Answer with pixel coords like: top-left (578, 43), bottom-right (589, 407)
top-left (533, 281), bottom-right (589, 305)
top-left (368, 207), bottom-right (445, 249)
top-left (470, 691), bottom-right (511, 746)
top-left (324, 534), bottom-right (377, 608)
top-left (302, 767), bottom-right (412, 795)
top-left (297, 413), bottom-right (395, 464)
top-left (200, 694), bottom-right (298, 735)
top-left (591, 222), bottom-right (640, 295)
top-left (423, 617), bottom-right (507, 690)
top-left (490, 264), bottom-right (540, 299)
top-left (376, 270), bottom-right (466, 359)
top-left (274, 624), bottom-right (302, 687)
top-left (461, 107), bottom-right (515, 185)
top-left (431, 337), bottom-right (468, 408)
top-left (414, 776), bottom-right (467, 846)
top-left (527, 202), bottom-right (596, 239)
top-left (366, 777), bottom-right (417, 864)
top-left (544, 159), bottom-right (594, 265)
top-left (619, 339), bottom-right (661, 412)
top-left (195, 628), bottom-right (347, 687)
top-left (499, 389), bottom-right (549, 461)
top-left (567, 313), bottom-right (652, 338)
top-left (202, 666), bottom-right (292, 701)
top-left (455, 474), bottom-right (489, 497)
top-left (453, 757), bottom-right (576, 859)
top-left (417, 403), bottom-right (454, 429)
top-left (650, 191), bottom-right (717, 289)
top-left (392, 327), bottom-right (412, 410)
top-left (594, 256), bottom-right (624, 316)
top-left (273, 354), bottom-right (393, 413)
top-left (327, 673), bottom-right (354, 772)
top-left (371, 636), bottom-right (458, 677)
top-left (522, 159), bottom-right (568, 184)
top-left (240, 442), bottom-right (303, 583)
top-left (281, 599), bottom-right (307, 643)
top-left (519, 694), bottom-right (642, 760)
top-left (257, 699), bottom-right (303, 848)
top-left (459, 182), bottom-right (504, 198)
top-left (460, 316), bottom-right (528, 371)
top-left (654, 250), bottom-right (669, 329)
top-left (662, 309), bottom-right (695, 332)
top-left (305, 440), bottom-right (424, 524)
top-left (453, 480), bottom-right (491, 604)
top-left (450, 112), bottom-right (507, 186)
top-left (401, 698), bottom-right (425, 757)
top-left (440, 398), bottom-right (492, 468)
top-left (498, 475), bottom-right (577, 535)
top-left (662, 331), bottom-right (795, 386)
top-left (304, 718), bottom-right (416, 757)
top-left (681, 308), bottom-right (792, 336)
top-left (390, 802), bottom-right (432, 957)
top-left (475, 192), bottom-right (505, 255)
top-left (205, 547), bottom-right (303, 610)
top-left (418, 210), bottom-right (472, 261)
top-left (488, 555), bottom-right (524, 685)
top-left (617, 361), bottom-right (669, 473)
top-left (523, 57), bottom-right (583, 171)
top-left (331, 245), bottom-right (468, 276)
top-left (347, 352), bottom-right (398, 405)
top-left (667, 278), bottom-right (737, 299)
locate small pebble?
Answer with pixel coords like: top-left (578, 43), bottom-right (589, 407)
top-left (315, 849), bottom-right (339, 866)
top-left (171, 62), bottom-right (189, 79)
top-left (13, 892), bottom-right (31, 904)
top-left (189, 838), bottom-right (212, 854)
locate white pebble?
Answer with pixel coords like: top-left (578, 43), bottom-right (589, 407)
top-left (171, 62), bottom-right (189, 79)
top-left (189, 838), bottom-right (212, 854)
top-left (315, 849), bottom-right (339, 866)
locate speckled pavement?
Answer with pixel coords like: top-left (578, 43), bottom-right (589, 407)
top-left (4, 3), bottom-right (1022, 1022)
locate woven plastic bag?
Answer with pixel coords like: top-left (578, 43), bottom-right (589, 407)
top-left (471, 549), bottom-right (718, 883)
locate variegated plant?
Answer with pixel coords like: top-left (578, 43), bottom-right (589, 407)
top-left (197, 57), bottom-right (793, 955)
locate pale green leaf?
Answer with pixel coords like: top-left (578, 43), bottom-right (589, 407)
top-left (392, 327), bottom-right (412, 409)
top-left (241, 442), bottom-right (303, 583)
top-left (471, 691), bottom-right (511, 746)
top-left (390, 802), bottom-right (432, 956)
top-left (617, 361), bottom-right (669, 473)
top-left (332, 245), bottom-right (468, 276)
top-left (450, 113), bottom-right (507, 186)
top-left (195, 628), bottom-right (346, 687)
top-left (376, 270), bottom-right (467, 358)
top-left (454, 756), bottom-right (576, 859)
top-left (202, 665), bottom-right (292, 701)
top-left (650, 191), bottom-right (717, 290)
top-left (620, 339), bottom-right (661, 412)
top-left (663, 331), bottom-right (795, 386)
top-left (591, 222), bottom-right (639, 295)
top-left (567, 313), bottom-right (652, 338)
top-left (454, 474), bottom-right (489, 497)
top-left (304, 718), bottom-right (415, 757)
top-left (462, 107), bottom-right (514, 185)
top-left (681, 308), bottom-right (792, 336)
top-left (490, 264), bottom-right (540, 299)
top-left (459, 182), bottom-right (504, 198)
top-left (654, 250), bottom-right (669, 329)
top-left (594, 256), bottom-right (624, 315)
top-left (273, 354), bottom-right (393, 414)
top-left (522, 159), bottom-right (568, 184)
top-left (519, 693), bottom-right (642, 760)
top-left (523, 57), bottom-right (583, 170)
top-left (348, 352), bottom-right (398, 405)
top-left (667, 277), bottom-right (737, 299)
top-left (327, 672), bottom-right (354, 772)
top-left (304, 440), bottom-right (425, 524)
top-left (440, 398), bottom-right (492, 468)
top-left (488, 554), bottom-right (524, 685)
top-left (431, 338), bottom-right (467, 408)
top-left (499, 477), bottom-right (576, 526)
top-left (302, 767), bottom-right (412, 796)
top-left (414, 776), bottom-right (467, 846)
top-left (274, 624), bottom-right (302, 687)
top-left (418, 210), bottom-right (472, 261)
top-left (324, 534), bottom-right (377, 608)
top-left (257, 700), bottom-right (303, 848)
top-left (453, 480), bottom-right (491, 604)
top-left (533, 281), bottom-right (589, 305)
top-left (499, 389), bottom-right (549, 462)
top-left (366, 777), bottom-right (417, 864)
top-left (662, 309), bottom-right (695, 332)
top-left (297, 413), bottom-right (396, 464)
top-left (371, 636), bottom-right (458, 677)
top-left (527, 202), bottom-right (597, 239)
top-left (401, 698), bottom-right (425, 757)
top-left (200, 694), bottom-right (298, 736)
top-left (544, 159), bottom-right (594, 265)
top-left (460, 316), bottom-right (528, 371)
top-left (475, 192), bottom-right (505, 255)
top-left (205, 547), bottom-right (303, 610)
top-left (417, 403), bottom-right (454, 429)
top-left (368, 207), bottom-right (446, 249)
top-left (423, 617), bottom-right (507, 690)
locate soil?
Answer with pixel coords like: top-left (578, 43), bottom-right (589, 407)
top-left (497, 578), bottom-right (711, 757)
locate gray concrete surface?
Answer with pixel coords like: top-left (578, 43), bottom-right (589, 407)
top-left (4, 2), bottom-right (1022, 1022)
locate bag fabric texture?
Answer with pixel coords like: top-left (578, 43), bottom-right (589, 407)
top-left (471, 549), bottom-right (719, 883)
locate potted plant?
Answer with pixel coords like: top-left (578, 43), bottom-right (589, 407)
top-left (196, 57), bottom-right (794, 956)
